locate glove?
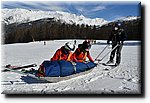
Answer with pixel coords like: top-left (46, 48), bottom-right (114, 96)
top-left (94, 61), bottom-right (99, 64)
top-left (117, 42), bottom-right (120, 45)
top-left (107, 41), bottom-right (110, 44)
top-left (94, 59), bottom-right (101, 64)
top-left (121, 41), bottom-right (124, 45)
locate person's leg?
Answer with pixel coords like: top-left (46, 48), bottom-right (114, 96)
top-left (116, 44), bottom-right (123, 65)
top-left (107, 44), bottom-right (117, 64)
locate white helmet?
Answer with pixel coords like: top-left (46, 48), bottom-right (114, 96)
top-left (64, 42), bottom-right (75, 51)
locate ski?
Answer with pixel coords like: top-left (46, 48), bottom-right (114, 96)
top-left (101, 63), bottom-right (117, 67)
top-left (2, 63), bottom-right (37, 72)
top-left (3, 66), bottom-right (38, 78)
top-left (3, 66), bottom-right (49, 83)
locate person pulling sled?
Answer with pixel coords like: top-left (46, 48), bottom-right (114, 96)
top-left (106, 22), bottom-right (126, 66)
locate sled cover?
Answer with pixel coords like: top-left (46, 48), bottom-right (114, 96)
top-left (37, 60), bottom-right (97, 77)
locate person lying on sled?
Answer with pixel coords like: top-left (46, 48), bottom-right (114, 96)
top-left (71, 40), bottom-right (94, 63)
top-left (51, 41), bottom-right (76, 61)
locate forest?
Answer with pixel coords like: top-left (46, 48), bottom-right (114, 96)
top-left (2, 17), bottom-right (141, 44)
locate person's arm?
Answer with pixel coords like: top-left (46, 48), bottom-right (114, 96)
top-left (87, 52), bottom-right (94, 62)
top-left (73, 54), bottom-right (78, 62)
top-left (107, 31), bottom-right (113, 44)
top-left (51, 49), bottom-right (60, 61)
top-left (121, 29), bottom-right (127, 44)
top-left (70, 49), bottom-right (79, 62)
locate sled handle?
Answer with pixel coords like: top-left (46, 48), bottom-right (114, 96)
top-left (98, 44), bottom-right (119, 61)
top-left (95, 45), bottom-right (109, 60)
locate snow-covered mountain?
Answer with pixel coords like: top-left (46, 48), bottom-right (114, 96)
top-left (2, 8), bottom-right (108, 26)
top-left (114, 16), bottom-right (140, 22)
top-left (2, 8), bottom-right (140, 27)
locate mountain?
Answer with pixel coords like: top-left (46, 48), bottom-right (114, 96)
top-left (114, 16), bottom-right (140, 22)
top-left (2, 8), bottom-right (141, 44)
top-left (2, 8), bottom-right (108, 26)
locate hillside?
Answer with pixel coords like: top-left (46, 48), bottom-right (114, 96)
top-left (2, 8), bottom-right (108, 26)
top-left (2, 9), bottom-right (141, 44)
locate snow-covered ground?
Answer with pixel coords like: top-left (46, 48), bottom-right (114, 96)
top-left (1, 40), bottom-right (141, 94)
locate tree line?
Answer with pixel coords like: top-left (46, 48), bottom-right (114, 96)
top-left (3, 18), bottom-right (141, 44)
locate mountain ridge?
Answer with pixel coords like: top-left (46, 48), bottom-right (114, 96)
top-left (2, 8), bottom-right (108, 26)
top-left (2, 8), bottom-right (140, 26)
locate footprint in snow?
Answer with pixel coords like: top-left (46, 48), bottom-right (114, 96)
top-left (119, 86), bottom-right (131, 90)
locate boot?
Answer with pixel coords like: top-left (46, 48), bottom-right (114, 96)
top-left (115, 62), bottom-right (120, 66)
top-left (106, 60), bottom-right (114, 64)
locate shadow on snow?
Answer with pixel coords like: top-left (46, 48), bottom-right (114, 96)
top-left (21, 76), bottom-right (49, 84)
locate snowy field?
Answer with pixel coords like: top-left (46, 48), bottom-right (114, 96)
top-left (1, 40), bottom-right (141, 94)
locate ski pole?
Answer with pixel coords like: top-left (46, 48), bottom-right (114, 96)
top-left (99, 44), bottom-right (119, 61)
top-left (95, 45), bottom-right (109, 60)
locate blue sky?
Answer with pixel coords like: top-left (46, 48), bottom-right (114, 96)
top-left (1, 1), bottom-right (141, 21)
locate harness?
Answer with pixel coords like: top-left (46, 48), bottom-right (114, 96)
top-left (59, 50), bottom-right (72, 61)
top-left (76, 52), bottom-right (87, 62)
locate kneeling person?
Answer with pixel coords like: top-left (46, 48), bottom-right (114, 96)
top-left (71, 40), bottom-right (94, 63)
top-left (51, 42), bottom-right (75, 61)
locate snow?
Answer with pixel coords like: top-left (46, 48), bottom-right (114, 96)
top-left (2, 8), bottom-right (139, 27)
top-left (2, 8), bottom-right (108, 26)
top-left (1, 40), bottom-right (141, 94)
top-left (117, 16), bottom-right (140, 21)
top-left (110, 16), bottom-right (141, 23)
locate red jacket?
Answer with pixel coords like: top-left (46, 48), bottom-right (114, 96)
top-left (71, 48), bottom-right (94, 62)
top-left (51, 46), bottom-right (72, 61)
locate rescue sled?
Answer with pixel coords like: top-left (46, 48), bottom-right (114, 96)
top-left (37, 60), bottom-right (96, 76)
top-left (39, 68), bottom-right (93, 83)
top-left (36, 60), bottom-right (97, 83)
top-left (3, 60), bottom-right (97, 83)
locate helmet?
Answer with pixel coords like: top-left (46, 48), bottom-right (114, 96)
top-left (64, 42), bottom-right (75, 51)
top-left (82, 40), bottom-right (91, 51)
top-left (114, 22), bottom-right (122, 30)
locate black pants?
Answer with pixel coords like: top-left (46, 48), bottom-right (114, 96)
top-left (109, 44), bottom-right (123, 64)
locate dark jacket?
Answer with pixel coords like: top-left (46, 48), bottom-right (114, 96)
top-left (107, 29), bottom-right (126, 45)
